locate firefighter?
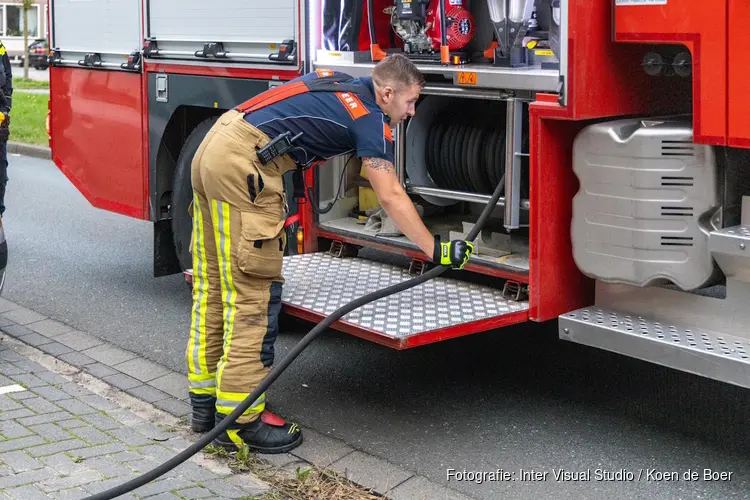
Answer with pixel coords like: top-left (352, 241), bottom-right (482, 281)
top-left (0, 39), bottom-right (12, 217)
top-left (187, 54), bottom-right (475, 454)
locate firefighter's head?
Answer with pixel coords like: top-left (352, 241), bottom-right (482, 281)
top-left (372, 54), bottom-right (425, 125)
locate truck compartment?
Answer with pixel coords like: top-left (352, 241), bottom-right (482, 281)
top-left (315, 94), bottom-right (531, 277)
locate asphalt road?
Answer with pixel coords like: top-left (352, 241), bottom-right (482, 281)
top-left (5, 155), bottom-right (750, 500)
top-left (13, 65), bottom-right (49, 81)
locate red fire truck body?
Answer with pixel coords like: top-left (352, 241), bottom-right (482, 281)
top-left (46, 0), bottom-right (750, 388)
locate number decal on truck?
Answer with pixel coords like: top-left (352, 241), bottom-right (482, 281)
top-left (457, 72), bottom-right (477, 86)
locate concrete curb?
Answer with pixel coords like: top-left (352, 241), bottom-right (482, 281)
top-left (0, 297), bottom-right (477, 500)
top-left (8, 141), bottom-right (51, 160)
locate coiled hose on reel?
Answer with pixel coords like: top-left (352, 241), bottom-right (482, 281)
top-left (424, 102), bottom-right (530, 198)
top-left (83, 171), bottom-right (512, 500)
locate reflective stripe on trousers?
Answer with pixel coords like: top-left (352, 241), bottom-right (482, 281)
top-left (187, 195), bottom-right (217, 396)
top-left (187, 110), bottom-right (291, 424)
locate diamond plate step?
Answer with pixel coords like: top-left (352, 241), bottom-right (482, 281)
top-left (559, 307), bottom-right (750, 388)
top-left (281, 253), bottom-right (529, 349)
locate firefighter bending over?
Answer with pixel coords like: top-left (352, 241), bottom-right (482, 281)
top-left (187, 54), bottom-right (475, 454)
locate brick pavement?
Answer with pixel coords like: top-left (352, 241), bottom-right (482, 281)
top-left (0, 297), bottom-right (478, 500)
top-left (0, 335), bottom-right (271, 499)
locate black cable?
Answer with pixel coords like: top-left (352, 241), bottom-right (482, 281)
top-left (306, 155), bottom-right (355, 215)
top-left (367, 0), bottom-right (377, 49)
top-left (440, 0), bottom-right (448, 56)
top-left (82, 175), bottom-right (508, 500)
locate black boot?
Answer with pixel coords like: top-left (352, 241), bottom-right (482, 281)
top-left (189, 394), bottom-right (216, 433)
top-left (213, 410), bottom-right (303, 454)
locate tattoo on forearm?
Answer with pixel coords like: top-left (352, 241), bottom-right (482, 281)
top-left (366, 157), bottom-right (395, 173)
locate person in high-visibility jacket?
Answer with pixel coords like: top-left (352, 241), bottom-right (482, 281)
top-left (0, 39), bottom-right (12, 217)
top-left (187, 54), bottom-right (475, 454)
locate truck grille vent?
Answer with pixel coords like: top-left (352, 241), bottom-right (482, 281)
top-left (661, 236), bottom-right (694, 247)
top-left (661, 206), bottom-right (694, 217)
top-left (661, 176), bottom-right (694, 187)
top-left (661, 140), bottom-right (695, 157)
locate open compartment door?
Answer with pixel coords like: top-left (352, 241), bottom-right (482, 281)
top-left (281, 253), bottom-right (529, 349)
top-left (48, 0), bottom-right (148, 220)
top-left (143, 0), bottom-right (304, 70)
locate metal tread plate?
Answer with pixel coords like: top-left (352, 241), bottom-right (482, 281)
top-left (281, 253), bottom-right (529, 348)
top-left (560, 306), bottom-right (750, 388)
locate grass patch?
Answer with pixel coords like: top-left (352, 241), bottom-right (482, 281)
top-left (13, 77), bottom-right (49, 89)
top-left (9, 92), bottom-right (48, 145)
top-left (203, 444), bottom-right (382, 500)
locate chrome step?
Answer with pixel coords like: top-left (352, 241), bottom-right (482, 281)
top-left (559, 307), bottom-right (750, 388)
top-left (710, 224), bottom-right (750, 282)
top-left (281, 253), bottom-right (529, 349)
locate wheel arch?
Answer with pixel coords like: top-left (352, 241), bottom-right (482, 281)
top-left (146, 73), bottom-right (283, 277)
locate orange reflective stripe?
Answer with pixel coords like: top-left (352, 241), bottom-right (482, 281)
top-left (383, 123), bottom-right (393, 142)
top-left (236, 81), bottom-right (309, 113)
top-left (335, 92), bottom-right (369, 120)
top-left (316, 69), bottom-right (335, 77)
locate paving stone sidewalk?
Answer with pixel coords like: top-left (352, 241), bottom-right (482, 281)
top-left (0, 297), bottom-right (477, 500)
top-left (0, 336), bottom-right (271, 499)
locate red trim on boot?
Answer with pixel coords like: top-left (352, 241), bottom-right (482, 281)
top-left (261, 411), bottom-right (286, 427)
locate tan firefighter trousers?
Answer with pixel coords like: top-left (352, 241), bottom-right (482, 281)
top-left (186, 110), bottom-right (297, 424)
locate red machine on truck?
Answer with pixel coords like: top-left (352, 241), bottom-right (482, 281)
top-left (47, 0), bottom-right (750, 388)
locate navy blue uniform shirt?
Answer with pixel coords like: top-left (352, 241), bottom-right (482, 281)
top-left (244, 71), bottom-right (394, 167)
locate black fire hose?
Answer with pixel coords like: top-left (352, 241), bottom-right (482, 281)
top-left (83, 177), bottom-right (508, 500)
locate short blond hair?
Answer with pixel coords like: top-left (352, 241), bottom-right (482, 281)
top-left (371, 54), bottom-right (425, 89)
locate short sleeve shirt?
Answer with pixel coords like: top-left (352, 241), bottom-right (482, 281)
top-left (243, 71), bottom-right (394, 166)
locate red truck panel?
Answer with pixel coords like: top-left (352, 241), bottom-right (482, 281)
top-left (567, 0), bottom-right (691, 120)
top-left (728, 0), bottom-right (750, 148)
top-left (50, 68), bottom-right (148, 220)
top-left (613, 0), bottom-right (727, 146)
top-left (528, 0), bottom-right (692, 322)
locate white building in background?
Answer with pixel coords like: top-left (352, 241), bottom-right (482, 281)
top-left (0, 1), bottom-right (48, 60)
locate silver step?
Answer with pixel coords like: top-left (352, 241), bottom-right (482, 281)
top-left (559, 307), bottom-right (750, 388)
top-left (709, 224), bottom-right (750, 282)
top-left (281, 253), bottom-right (529, 349)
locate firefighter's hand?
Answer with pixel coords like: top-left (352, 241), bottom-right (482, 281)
top-left (0, 113), bottom-right (6, 125)
top-left (433, 236), bottom-right (474, 270)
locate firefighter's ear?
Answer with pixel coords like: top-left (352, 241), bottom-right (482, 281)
top-left (381, 85), bottom-right (395, 104)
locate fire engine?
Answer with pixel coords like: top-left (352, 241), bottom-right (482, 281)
top-left (46, 0), bottom-right (750, 388)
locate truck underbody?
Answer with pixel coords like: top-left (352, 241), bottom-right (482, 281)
top-left (46, 0), bottom-right (750, 389)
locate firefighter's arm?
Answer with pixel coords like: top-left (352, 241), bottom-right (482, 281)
top-left (363, 157), bottom-right (436, 258)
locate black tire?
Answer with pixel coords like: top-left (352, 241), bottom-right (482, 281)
top-left (171, 116), bottom-right (219, 273)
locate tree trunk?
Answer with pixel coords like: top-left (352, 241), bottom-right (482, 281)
top-left (23, 6), bottom-right (29, 79)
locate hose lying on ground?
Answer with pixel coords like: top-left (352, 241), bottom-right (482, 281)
top-left (83, 175), bottom-right (509, 500)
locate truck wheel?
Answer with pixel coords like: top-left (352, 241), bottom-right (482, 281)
top-left (171, 116), bottom-right (219, 273)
